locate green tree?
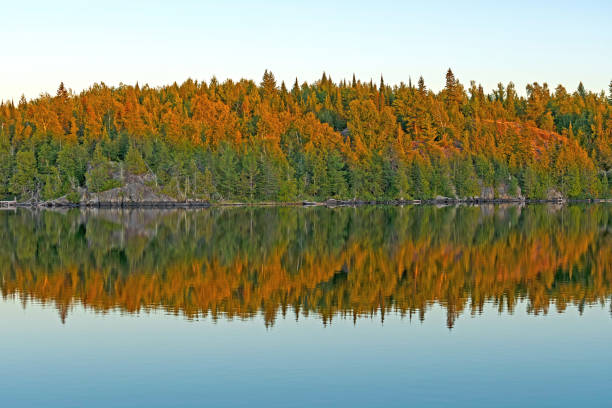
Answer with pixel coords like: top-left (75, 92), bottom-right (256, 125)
top-left (124, 145), bottom-right (147, 175)
top-left (453, 158), bottom-right (480, 198)
top-left (200, 168), bottom-right (217, 201)
top-left (10, 150), bottom-right (39, 200)
top-left (240, 150), bottom-right (259, 201)
top-left (0, 137), bottom-right (13, 198)
top-left (86, 145), bottom-right (118, 193)
top-left (278, 176), bottom-right (298, 202)
top-left (57, 144), bottom-right (88, 188)
top-left (215, 144), bottom-right (239, 200)
top-left (42, 166), bottom-right (63, 200)
top-left (326, 152), bottom-right (348, 198)
top-left (410, 161), bottom-right (431, 199)
top-left (257, 157), bottom-right (280, 201)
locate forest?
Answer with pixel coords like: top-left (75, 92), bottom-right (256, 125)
top-left (0, 70), bottom-right (611, 202)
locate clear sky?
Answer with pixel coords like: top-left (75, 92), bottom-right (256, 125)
top-left (1, 0), bottom-right (611, 101)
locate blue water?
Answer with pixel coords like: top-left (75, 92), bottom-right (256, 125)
top-left (1, 297), bottom-right (610, 407)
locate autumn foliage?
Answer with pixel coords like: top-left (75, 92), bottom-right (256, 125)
top-left (0, 72), bottom-right (611, 201)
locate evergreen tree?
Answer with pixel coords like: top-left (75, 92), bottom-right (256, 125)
top-left (261, 70), bottom-right (277, 96)
top-left (308, 153), bottom-right (328, 199)
top-left (326, 152), bottom-right (348, 198)
top-left (57, 144), bottom-right (87, 188)
top-left (56, 81), bottom-right (68, 99)
top-left (453, 158), bottom-right (480, 198)
top-left (565, 165), bottom-right (582, 198)
top-left (278, 175), bottom-right (298, 202)
top-left (42, 166), bottom-right (63, 200)
top-left (86, 145), bottom-right (117, 193)
top-left (444, 68), bottom-right (457, 108)
top-left (577, 82), bottom-right (586, 98)
top-left (417, 76), bottom-right (426, 95)
top-left (0, 136), bottom-right (13, 198)
top-left (200, 168), bottom-right (217, 201)
top-left (125, 145), bottom-right (147, 175)
top-left (411, 161), bottom-right (431, 199)
top-left (257, 157), bottom-right (280, 200)
top-left (240, 150), bottom-right (259, 201)
top-left (10, 150), bottom-right (39, 200)
top-left (215, 144), bottom-right (239, 200)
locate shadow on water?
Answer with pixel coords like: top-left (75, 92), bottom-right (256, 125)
top-left (0, 204), bottom-right (611, 327)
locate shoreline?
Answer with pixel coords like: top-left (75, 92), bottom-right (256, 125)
top-left (7, 197), bottom-right (612, 209)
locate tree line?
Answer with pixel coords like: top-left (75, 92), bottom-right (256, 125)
top-left (0, 71), bottom-right (611, 202)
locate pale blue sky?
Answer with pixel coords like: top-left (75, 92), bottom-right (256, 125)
top-left (1, 0), bottom-right (611, 101)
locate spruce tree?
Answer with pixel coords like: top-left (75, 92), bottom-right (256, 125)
top-left (261, 70), bottom-right (277, 95)
top-left (125, 145), bottom-right (147, 175)
top-left (86, 145), bottom-right (116, 193)
top-left (0, 136), bottom-right (13, 198)
top-left (417, 76), bottom-right (426, 95)
top-left (10, 150), bottom-right (38, 200)
top-left (42, 167), bottom-right (63, 200)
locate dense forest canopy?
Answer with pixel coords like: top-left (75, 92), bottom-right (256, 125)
top-left (1, 70), bottom-right (611, 201)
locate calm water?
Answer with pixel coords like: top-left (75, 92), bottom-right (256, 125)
top-left (1, 205), bottom-right (611, 407)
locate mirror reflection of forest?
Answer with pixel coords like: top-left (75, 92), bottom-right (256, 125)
top-left (1, 205), bottom-right (610, 327)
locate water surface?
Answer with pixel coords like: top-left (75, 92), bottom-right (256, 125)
top-left (1, 205), bottom-right (610, 407)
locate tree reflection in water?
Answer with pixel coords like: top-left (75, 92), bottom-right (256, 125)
top-left (1, 205), bottom-right (610, 327)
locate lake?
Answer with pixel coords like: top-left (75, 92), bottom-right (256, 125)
top-left (1, 205), bottom-right (611, 407)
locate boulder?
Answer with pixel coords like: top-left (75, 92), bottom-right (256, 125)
top-left (546, 188), bottom-right (565, 202)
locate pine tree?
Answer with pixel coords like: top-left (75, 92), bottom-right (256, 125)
top-left (257, 157), bottom-right (280, 200)
top-left (411, 161), bottom-right (431, 199)
top-left (240, 151), bottom-right (259, 201)
top-left (215, 145), bottom-right (239, 200)
top-left (261, 70), bottom-right (277, 95)
top-left (201, 168), bottom-right (217, 201)
top-left (577, 82), bottom-right (586, 98)
top-left (309, 153), bottom-right (328, 199)
top-left (0, 136), bottom-right (14, 198)
top-left (326, 152), bottom-right (348, 198)
top-left (278, 175), bottom-right (298, 202)
top-left (42, 166), bottom-right (63, 200)
top-left (56, 82), bottom-right (68, 99)
top-left (417, 76), bottom-right (426, 95)
top-left (10, 150), bottom-right (38, 200)
top-left (444, 68), bottom-right (458, 109)
top-left (86, 144), bottom-right (116, 193)
top-left (601, 172), bottom-right (610, 198)
top-left (453, 158), bottom-right (480, 198)
top-left (292, 77), bottom-right (300, 97)
top-left (378, 75), bottom-right (385, 111)
top-left (125, 145), bottom-right (147, 175)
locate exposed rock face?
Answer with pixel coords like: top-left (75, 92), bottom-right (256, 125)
top-left (81, 174), bottom-right (176, 205)
top-left (546, 188), bottom-right (565, 202)
top-left (46, 196), bottom-right (73, 206)
top-left (495, 183), bottom-right (525, 201)
top-left (82, 182), bottom-right (176, 205)
top-left (435, 195), bottom-right (453, 201)
top-left (480, 186), bottom-right (495, 200)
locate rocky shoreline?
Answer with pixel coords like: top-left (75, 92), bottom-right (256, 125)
top-left (5, 174), bottom-right (611, 208)
top-left (9, 196), bottom-right (612, 209)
